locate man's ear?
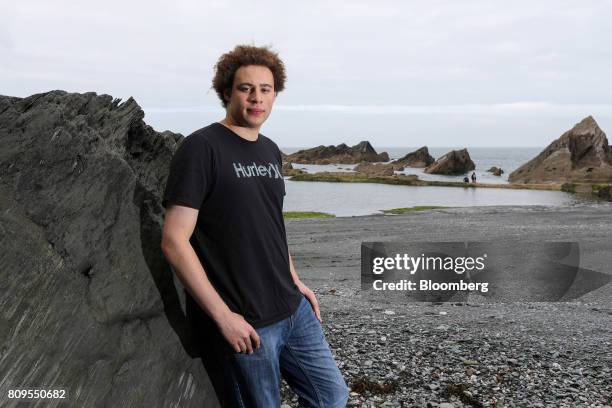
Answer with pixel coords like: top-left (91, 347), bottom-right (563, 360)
top-left (223, 89), bottom-right (231, 104)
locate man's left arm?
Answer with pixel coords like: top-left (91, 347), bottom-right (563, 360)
top-left (288, 250), bottom-right (322, 322)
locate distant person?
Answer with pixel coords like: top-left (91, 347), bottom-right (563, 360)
top-left (471, 172), bottom-right (477, 183)
top-left (463, 176), bottom-right (470, 183)
top-left (160, 45), bottom-right (348, 407)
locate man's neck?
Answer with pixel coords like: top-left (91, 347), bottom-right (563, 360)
top-left (219, 118), bottom-right (260, 141)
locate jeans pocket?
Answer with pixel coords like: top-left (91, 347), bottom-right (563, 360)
top-left (299, 297), bottom-right (326, 343)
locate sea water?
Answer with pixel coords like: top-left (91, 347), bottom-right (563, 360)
top-left (281, 147), bottom-right (581, 216)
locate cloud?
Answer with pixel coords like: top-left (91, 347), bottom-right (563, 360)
top-left (3, 1), bottom-right (612, 145)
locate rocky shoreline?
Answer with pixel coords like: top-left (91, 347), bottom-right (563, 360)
top-left (281, 115), bottom-right (612, 197)
top-left (288, 171), bottom-right (565, 191)
top-left (281, 204), bottom-right (612, 407)
top-left (281, 296), bottom-right (611, 408)
top-left (286, 171), bottom-right (612, 203)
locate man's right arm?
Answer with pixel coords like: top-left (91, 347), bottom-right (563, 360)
top-left (160, 204), bottom-right (260, 353)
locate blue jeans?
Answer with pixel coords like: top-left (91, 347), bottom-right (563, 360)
top-left (226, 296), bottom-right (349, 407)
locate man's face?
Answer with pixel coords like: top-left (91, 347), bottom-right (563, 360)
top-left (225, 65), bottom-right (276, 129)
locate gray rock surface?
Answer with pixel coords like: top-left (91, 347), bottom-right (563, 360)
top-left (0, 91), bottom-right (219, 407)
top-left (425, 149), bottom-right (476, 175)
top-left (509, 116), bottom-right (612, 183)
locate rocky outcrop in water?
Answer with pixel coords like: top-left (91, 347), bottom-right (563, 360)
top-left (284, 141), bottom-right (389, 164)
top-left (391, 146), bottom-right (435, 168)
top-left (0, 91), bottom-right (220, 407)
top-left (509, 116), bottom-right (612, 183)
top-left (354, 162), bottom-right (395, 176)
top-left (487, 166), bottom-right (504, 176)
top-left (424, 149), bottom-right (476, 175)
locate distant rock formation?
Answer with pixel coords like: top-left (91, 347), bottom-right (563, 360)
top-left (424, 149), bottom-right (476, 175)
top-left (509, 116), bottom-right (612, 183)
top-left (284, 141), bottom-right (389, 164)
top-left (392, 146), bottom-right (435, 168)
top-left (282, 161), bottom-right (304, 177)
top-left (487, 166), bottom-right (504, 176)
top-left (0, 91), bottom-right (220, 406)
top-left (354, 162), bottom-right (395, 176)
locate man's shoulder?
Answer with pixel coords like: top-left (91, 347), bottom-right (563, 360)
top-left (184, 123), bottom-right (222, 144)
top-left (175, 124), bottom-right (230, 156)
top-left (259, 134), bottom-right (282, 153)
top-left (183, 124), bottom-right (281, 155)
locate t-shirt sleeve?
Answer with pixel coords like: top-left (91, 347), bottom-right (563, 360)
top-left (162, 135), bottom-right (213, 210)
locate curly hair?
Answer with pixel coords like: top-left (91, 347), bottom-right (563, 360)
top-left (212, 44), bottom-right (287, 108)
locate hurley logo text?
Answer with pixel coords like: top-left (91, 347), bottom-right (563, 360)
top-left (233, 162), bottom-right (282, 179)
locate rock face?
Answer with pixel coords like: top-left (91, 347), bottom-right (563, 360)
top-left (424, 149), bottom-right (476, 175)
top-left (284, 141), bottom-right (389, 164)
top-left (282, 161), bottom-right (293, 171)
top-left (509, 116), bottom-right (612, 183)
top-left (282, 161), bottom-right (304, 177)
top-left (0, 91), bottom-right (221, 406)
top-left (354, 162), bottom-right (395, 176)
top-left (392, 146), bottom-right (434, 168)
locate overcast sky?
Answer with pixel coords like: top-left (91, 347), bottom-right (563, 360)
top-left (2, 1), bottom-right (611, 147)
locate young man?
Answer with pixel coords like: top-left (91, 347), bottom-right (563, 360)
top-left (160, 45), bottom-right (349, 408)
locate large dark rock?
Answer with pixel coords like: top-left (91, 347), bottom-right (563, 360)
top-left (284, 141), bottom-right (389, 164)
top-left (391, 146), bottom-right (434, 168)
top-left (0, 91), bottom-right (220, 407)
top-left (424, 149), bottom-right (475, 175)
top-left (509, 116), bottom-right (612, 183)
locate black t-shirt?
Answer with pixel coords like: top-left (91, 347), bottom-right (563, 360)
top-left (162, 122), bottom-right (302, 328)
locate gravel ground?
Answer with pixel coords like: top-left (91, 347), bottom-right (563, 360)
top-left (280, 203), bottom-right (612, 407)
